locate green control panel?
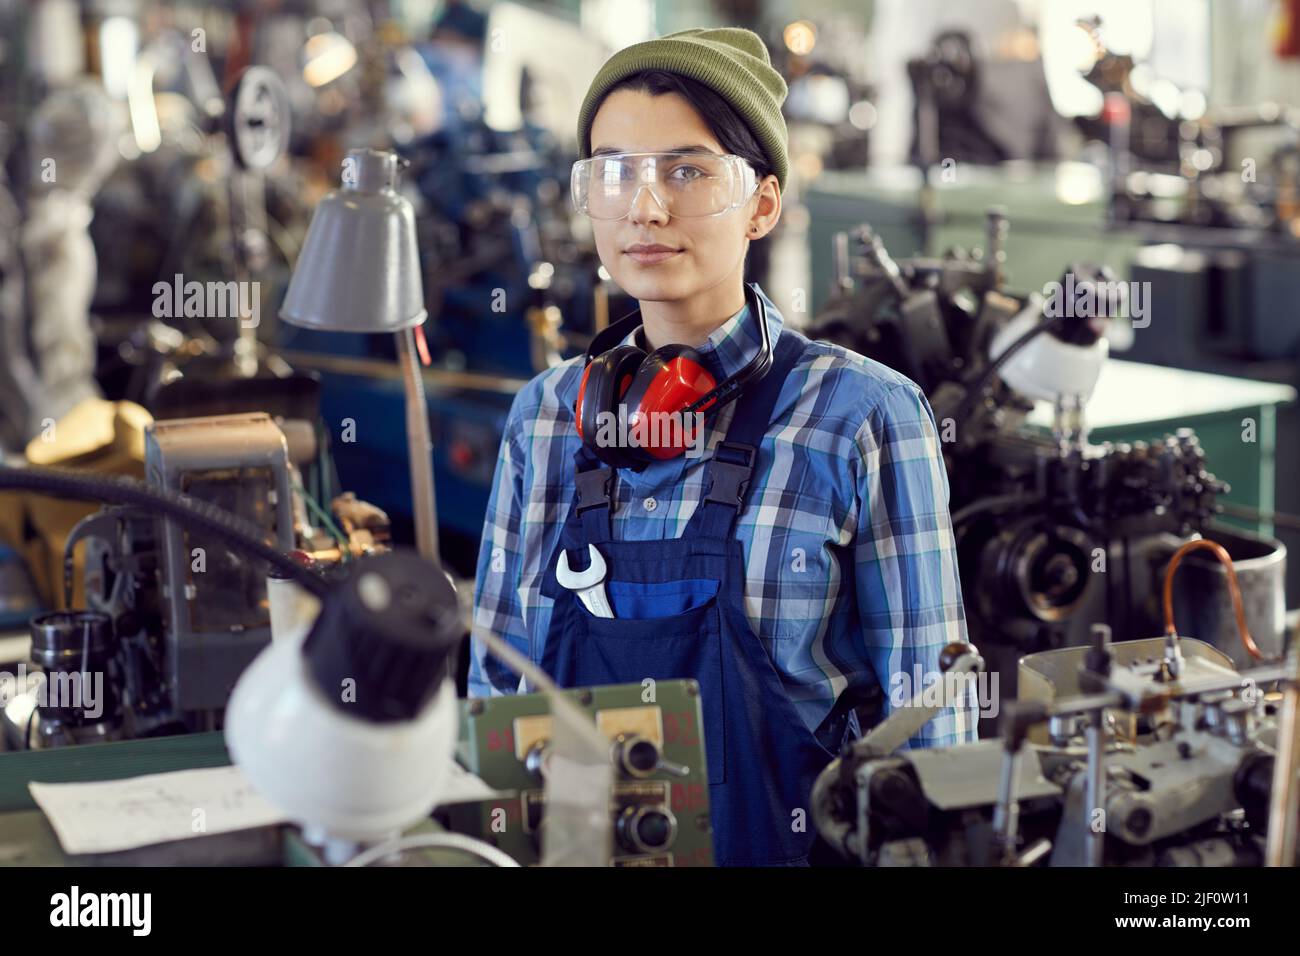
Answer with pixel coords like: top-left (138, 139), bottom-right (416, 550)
top-left (446, 680), bottom-right (715, 867)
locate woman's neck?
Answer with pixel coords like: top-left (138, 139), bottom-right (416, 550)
top-left (638, 275), bottom-right (748, 351)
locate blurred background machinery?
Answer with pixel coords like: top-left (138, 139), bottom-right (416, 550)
top-left (807, 214), bottom-right (1290, 701)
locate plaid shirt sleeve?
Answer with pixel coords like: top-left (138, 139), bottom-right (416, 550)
top-left (852, 382), bottom-right (979, 748)
top-left (467, 391), bottom-right (531, 698)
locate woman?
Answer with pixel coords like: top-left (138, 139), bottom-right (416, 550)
top-left (470, 27), bottom-right (975, 866)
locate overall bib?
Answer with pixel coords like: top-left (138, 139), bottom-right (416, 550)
top-left (540, 332), bottom-right (845, 866)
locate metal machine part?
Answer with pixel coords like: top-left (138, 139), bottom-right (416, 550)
top-left (5, 81), bottom-right (120, 451)
top-left (907, 30), bottom-right (1064, 169)
top-left (813, 634), bottom-right (1299, 867)
top-left (24, 611), bottom-right (123, 748)
top-left (145, 412), bottom-right (294, 714)
top-left (228, 67), bottom-right (291, 172)
top-left (0, 545), bottom-right (40, 630)
top-left (446, 680), bottom-right (715, 867)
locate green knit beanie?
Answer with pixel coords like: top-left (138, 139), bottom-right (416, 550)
top-left (577, 28), bottom-right (789, 190)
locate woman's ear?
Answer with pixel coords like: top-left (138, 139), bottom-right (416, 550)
top-left (746, 174), bottom-right (782, 241)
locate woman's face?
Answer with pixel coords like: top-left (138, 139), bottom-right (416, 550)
top-left (587, 88), bottom-right (779, 305)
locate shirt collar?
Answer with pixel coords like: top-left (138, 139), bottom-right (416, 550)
top-left (619, 285), bottom-right (784, 381)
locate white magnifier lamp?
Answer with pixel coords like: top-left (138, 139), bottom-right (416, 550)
top-left (226, 550), bottom-right (463, 864)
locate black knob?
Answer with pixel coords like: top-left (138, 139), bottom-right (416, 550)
top-left (1082, 623), bottom-right (1112, 687)
top-left (302, 550), bottom-right (461, 722)
top-left (613, 735), bottom-right (660, 778)
top-left (616, 806), bottom-right (677, 854)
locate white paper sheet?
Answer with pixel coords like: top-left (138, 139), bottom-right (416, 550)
top-left (30, 761), bottom-right (502, 855)
top-left (29, 765), bottom-right (286, 855)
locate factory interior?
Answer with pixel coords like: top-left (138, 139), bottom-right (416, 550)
top-left (2, 0), bottom-right (1300, 900)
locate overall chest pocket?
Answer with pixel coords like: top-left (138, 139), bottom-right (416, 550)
top-left (573, 600), bottom-right (727, 786)
top-left (605, 578), bottom-right (720, 618)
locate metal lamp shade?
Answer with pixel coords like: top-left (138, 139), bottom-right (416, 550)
top-left (280, 148), bottom-right (427, 333)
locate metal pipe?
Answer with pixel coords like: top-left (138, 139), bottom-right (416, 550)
top-left (278, 348), bottom-right (528, 395)
top-left (992, 745), bottom-right (1021, 863)
top-left (1085, 709), bottom-right (1105, 866)
top-left (1266, 642), bottom-right (1300, 866)
top-left (984, 207), bottom-right (1008, 286)
top-left (833, 231), bottom-right (851, 292)
top-left (397, 328), bottom-right (439, 563)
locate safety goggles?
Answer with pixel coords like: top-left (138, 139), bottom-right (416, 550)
top-left (571, 150), bottom-right (758, 220)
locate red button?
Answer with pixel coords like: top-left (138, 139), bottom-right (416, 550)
top-left (450, 440), bottom-right (475, 469)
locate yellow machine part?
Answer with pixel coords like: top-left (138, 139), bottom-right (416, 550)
top-left (0, 398), bottom-right (152, 609)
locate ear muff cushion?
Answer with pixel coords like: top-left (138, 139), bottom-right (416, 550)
top-left (578, 345), bottom-right (645, 467)
top-left (621, 344), bottom-right (711, 416)
top-left (620, 345), bottom-right (713, 459)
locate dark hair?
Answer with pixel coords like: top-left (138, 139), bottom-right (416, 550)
top-left (584, 70), bottom-right (773, 181)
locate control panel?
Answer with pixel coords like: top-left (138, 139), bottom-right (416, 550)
top-left (445, 680), bottom-right (714, 866)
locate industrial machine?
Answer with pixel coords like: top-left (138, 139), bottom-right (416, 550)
top-left (806, 213), bottom-right (1283, 692)
top-left (0, 411), bottom-right (391, 749)
top-left (906, 26), bottom-right (1068, 172)
top-left (813, 545), bottom-right (1300, 866)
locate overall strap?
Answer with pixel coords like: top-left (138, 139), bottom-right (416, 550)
top-left (569, 444), bottom-right (615, 546)
top-left (692, 331), bottom-right (805, 539)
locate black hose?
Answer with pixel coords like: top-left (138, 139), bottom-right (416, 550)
top-left (0, 464), bottom-right (330, 599)
top-left (950, 493), bottom-right (1042, 528)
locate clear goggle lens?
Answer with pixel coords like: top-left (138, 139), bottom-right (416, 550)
top-left (571, 151), bottom-right (757, 220)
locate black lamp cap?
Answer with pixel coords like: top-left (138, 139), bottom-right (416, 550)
top-left (301, 550), bottom-right (461, 722)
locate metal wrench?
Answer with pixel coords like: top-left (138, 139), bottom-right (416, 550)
top-left (555, 544), bottom-right (614, 618)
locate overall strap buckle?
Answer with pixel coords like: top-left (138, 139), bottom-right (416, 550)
top-left (703, 441), bottom-right (757, 509)
top-left (575, 465), bottom-right (614, 514)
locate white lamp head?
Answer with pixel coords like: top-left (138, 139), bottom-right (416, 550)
top-left (226, 550), bottom-right (460, 861)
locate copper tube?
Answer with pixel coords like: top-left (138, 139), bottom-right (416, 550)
top-left (1161, 538), bottom-right (1263, 661)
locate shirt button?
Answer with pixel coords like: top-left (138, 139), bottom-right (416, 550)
top-left (643, 496), bottom-right (658, 512)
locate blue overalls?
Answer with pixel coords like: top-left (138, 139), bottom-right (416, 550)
top-left (540, 331), bottom-right (843, 866)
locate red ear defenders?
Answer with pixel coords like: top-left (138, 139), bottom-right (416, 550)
top-left (575, 282), bottom-right (772, 468)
